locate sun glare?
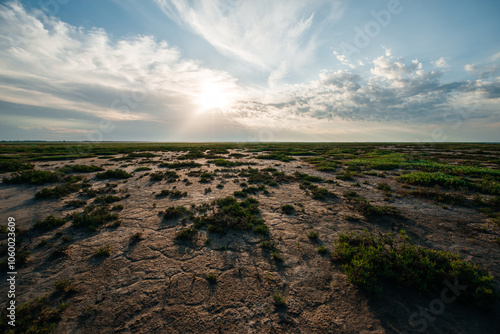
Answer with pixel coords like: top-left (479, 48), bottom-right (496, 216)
top-left (197, 83), bottom-right (230, 112)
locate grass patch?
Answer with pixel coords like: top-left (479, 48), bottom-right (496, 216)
top-left (332, 230), bottom-right (496, 308)
top-left (95, 169), bottom-right (131, 180)
top-left (193, 196), bottom-right (269, 236)
top-left (205, 273), bottom-right (218, 283)
top-left (59, 164), bottom-right (104, 173)
top-left (210, 158), bottom-right (242, 167)
top-left (163, 206), bottom-right (192, 220)
top-left (281, 204), bottom-right (295, 214)
top-left (0, 294), bottom-right (70, 333)
top-left (134, 166), bottom-right (152, 172)
top-left (159, 161), bottom-right (201, 169)
top-left (33, 215), bottom-right (66, 231)
top-left (0, 160), bottom-right (33, 173)
top-left (71, 205), bottom-right (119, 231)
top-left (94, 244), bottom-right (111, 257)
top-left (3, 169), bottom-right (61, 185)
top-left (175, 227), bottom-right (198, 240)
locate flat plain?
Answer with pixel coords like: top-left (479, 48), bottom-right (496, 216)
top-left (0, 142), bottom-right (499, 333)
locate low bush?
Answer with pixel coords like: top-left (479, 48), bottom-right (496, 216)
top-left (333, 230), bottom-right (496, 308)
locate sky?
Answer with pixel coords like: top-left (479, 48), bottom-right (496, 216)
top-left (0, 0), bottom-right (499, 142)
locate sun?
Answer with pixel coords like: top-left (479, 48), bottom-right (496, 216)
top-left (196, 83), bottom-right (230, 112)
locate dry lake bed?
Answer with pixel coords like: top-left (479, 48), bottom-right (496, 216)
top-left (0, 142), bottom-right (499, 333)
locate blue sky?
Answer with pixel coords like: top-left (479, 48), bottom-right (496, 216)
top-left (0, 0), bottom-right (499, 142)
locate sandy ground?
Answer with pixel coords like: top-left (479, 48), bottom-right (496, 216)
top-left (1, 149), bottom-right (499, 333)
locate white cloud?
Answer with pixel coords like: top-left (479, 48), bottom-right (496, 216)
top-left (0, 1), bottom-right (242, 125)
top-left (492, 51), bottom-right (500, 61)
top-left (154, 0), bottom-right (344, 75)
top-left (432, 57), bottom-right (449, 68)
top-left (465, 64), bottom-right (476, 73)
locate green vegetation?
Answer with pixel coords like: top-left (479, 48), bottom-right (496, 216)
top-left (333, 230), bottom-right (496, 308)
top-left (35, 180), bottom-right (82, 199)
top-left (163, 206), bottom-right (192, 220)
top-left (34, 215), bottom-right (66, 231)
top-left (3, 169), bottom-right (61, 185)
top-left (175, 227), bottom-right (198, 240)
top-left (256, 153), bottom-right (294, 162)
top-left (0, 159), bottom-right (33, 173)
top-left (134, 166), bottom-right (152, 172)
top-left (0, 294), bottom-right (70, 333)
top-left (317, 245), bottom-right (328, 254)
top-left (94, 244), bottom-right (111, 257)
top-left (54, 280), bottom-right (77, 293)
top-left (95, 169), bottom-right (131, 180)
top-left (71, 205), bottom-right (119, 231)
top-left (281, 204), bottom-right (295, 214)
top-left (159, 161), bottom-right (201, 169)
top-left (307, 231), bottom-right (320, 240)
top-left (347, 197), bottom-right (400, 217)
top-left (205, 273), bottom-right (218, 283)
top-left (94, 195), bottom-right (122, 204)
top-left (272, 292), bottom-right (287, 307)
top-left (193, 196), bottom-right (269, 236)
top-left (65, 199), bottom-right (87, 208)
top-left (210, 158), bottom-right (242, 167)
top-left (59, 164), bottom-right (104, 173)
top-left (294, 171), bottom-right (324, 183)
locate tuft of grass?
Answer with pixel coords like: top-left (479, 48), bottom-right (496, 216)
top-left (94, 195), bottom-right (122, 204)
top-left (175, 227), bottom-right (198, 240)
top-left (71, 206), bottom-right (119, 231)
top-left (205, 273), bottom-right (218, 283)
top-left (163, 206), bottom-right (192, 220)
top-left (94, 244), bottom-right (111, 257)
top-left (272, 292), bottom-right (287, 306)
top-left (54, 280), bottom-right (77, 293)
top-left (95, 169), bottom-right (131, 180)
top-left (376, 182), bottom-right (392, 192)
top-left (65, 199), bottom-right (87, 208)
top-left (281, 204), bottom-right (295, 214)
top-left (134, 166), bottom-right (152, 172)
top-left (0, 295), bottom-right (69, 333)
top-left (332, 230), bottom-right (496, 308)
top-left (59, 164), bottom-right (104, 173)
top-left (317, 245), bottom-right (328, 254)
top-left (294, 171), bottom-right (324, 183)
top-left (3, 169), bottom-right (61, 185)
top-left (307, 231), bottom-right (320, 240)
top-left (34, 215), bottom-right (66, 231)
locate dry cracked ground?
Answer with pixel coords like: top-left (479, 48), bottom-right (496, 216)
top-left (1, 144), bottom-right (499, 333)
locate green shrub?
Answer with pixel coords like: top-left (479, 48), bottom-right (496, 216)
top-left (333, 230), bottom-right (496, 308)
top-left (205, 273), bottom-right (218, 283)
top-left (281, 204), bottom-right (295, 214)
top-left (134, 167), bottom-right (152, 172)
top-left (317, 245), bottom-right (328, 254)
top-left (307, 231), bottom-right (319, 239)
top-left (59, 164), bottom-right (104, 173)
top-left (272, 292), bottom-right (287, 306)
top-left (376, 182), bottom-right (392, 192)
top-left (0, 160), bottom-right (33, 173)
top-left (3, 169), bottom-right (61, 185)
top-left (94, 244), bottom-right (111, 256)
top-left (34, 215), bottom-right (66, 230)
top-left (175, 227), bottom-right (198, 240)
top-left (54, 280), bottom-right (77, 293)
top-left (35, 181), bottom-right (82, 199)
top-left (72, 206), bottom-right (119, 231)
top-left (94, 195), bottom-right (122, 204)
top-left (163, 206), bottom-right (191, 220)
top-left (95, 169), bottom-right (131, 179)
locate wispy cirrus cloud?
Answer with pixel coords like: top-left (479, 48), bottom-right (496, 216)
top-left (154, 0), bottom-right (344, 82)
